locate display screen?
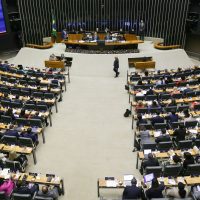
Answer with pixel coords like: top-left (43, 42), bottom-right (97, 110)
top-left (0, 0), bottom-right (6, 33)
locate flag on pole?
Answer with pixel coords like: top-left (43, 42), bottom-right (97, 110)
top-left (51, 11), bottom-right (57, 38)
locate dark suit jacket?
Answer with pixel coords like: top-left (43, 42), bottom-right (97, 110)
top-left (5, 129), bottom-right (19, 138)
top-left (173, 128), bottom-right (186, 141)
top-left (122, 185), bottom-right (142, 199)
top-left (183, 157), bottom-right (195, 169)
top-left (142, 158), bottom-right (159, 169)
top-left (167, 114), bottom-right (178, 123)
top-left (13, 185), bottom-right (37, 195)
top-left (156, 134), bottom-right (171, 143)
top-left (151, 115), bottom-right (164, 125)
top-left (146, 184), bottom-right (165, 199)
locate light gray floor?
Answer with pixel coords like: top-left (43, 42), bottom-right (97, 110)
top-left (26, 56), bottom-right (141, 200)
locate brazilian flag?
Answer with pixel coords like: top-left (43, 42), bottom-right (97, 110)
top-left (51, 12), bottom-right (57, 38)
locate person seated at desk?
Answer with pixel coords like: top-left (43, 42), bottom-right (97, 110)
top-left (155, 129), bottom-right (171, 143)
top-left (4, 108), bottom-right (15, 121)
top-left (21, 128), bottom-right (38, 145)
top-left (82, 33), bottom-right (91, 41)
top-left (177, 76), bottom-right (187, 86)
top-left (7, 151), bottom-right (28, 168)
top-left (158, 88), bottom-right (169, 97)
top-left (163, 153), bottom-right (182, 166)
top-left (165, 76), bottom-right (173, 84)
top-left (122, 178), bottom-right (143, 200)
top-left (1, 93), bottom-right (10, 101)
top-left (13, 95), bottom-right (22, 104)
top-left (104, 32), bottom-right (112, 40)
top-left (135, 101), bottom-right (146, 112)
top-left (92, 32), bottom-right (99, 41)
top-left (145, 177), bottom-right (165, 199)
top-left (0, 177), bottom-right (14, 197)
top-left (173, 124), bottom-right (186, 142)
top-left (137, 78), bottom-right (143, 85)
top-left (37, 185), bottom-right (59, 199)
top-left (25, 97), bottom-right (36, 105)
top-left (4, 125), bottom-right (20, 139)
top-left (156, 77), bottom-right (165, 85)
top-left (183, 152), bottom-right (195, 169)
top-left (151, 112), bottom-right (164, 126)
top-left (135, 126), bottom-right (155, 151)
top-left (146, 88), bottom-right (154, 95)
top-left (32, 111), bottom-right (49, 127)
top-left (140, 153), bottom-right (159, 174)
top-left (182, 84), bottom-right (192, 96)
top-left (183, 110), bottom-right (196, 123)
top-left (13, 180), bottom-right (38, 196)
top-left (166, 110), bottom-right (179, 124)
top-left (166, 182), bottom-right (190, 198)
top-left (148, 100), bottom-right (161, 110)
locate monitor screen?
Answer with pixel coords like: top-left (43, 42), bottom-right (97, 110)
top-left (0, 0), bottom-right (6, 33)
top-left (144, 173), bottom-right (154, 183)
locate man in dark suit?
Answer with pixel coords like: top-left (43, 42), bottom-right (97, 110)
top-left (173, 124), bottom-right (186, 142)
top-left (20, 128), bottom-right (38, 145)
top-left (151, 112), bottom-right (164, 126)
top-left (155, 129), bottom-right (171, 143)
top-left (146, 88), bottom-right (154, 95)
top-left (4, 125), bottom-right (19, 138)
top-left (13, 180), bottom-right (38, 196)
top-left (122, 178), bottom-right (142, 199)
top-left (166, 110), bottom-right (179, 124)
top-left (140, 153), bottom-right (159, 174)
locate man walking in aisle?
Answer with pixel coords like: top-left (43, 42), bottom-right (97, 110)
top-left (113, 57), bottom-right (120, 78)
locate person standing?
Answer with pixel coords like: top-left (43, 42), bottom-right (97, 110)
top-left (113, 57), bottom-right (119, 78)
top-left (139, 20), bottom-right (145, 40)
top-left (61, 29), bottom-right (68, 40)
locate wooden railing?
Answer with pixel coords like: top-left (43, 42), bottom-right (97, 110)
top-left (154, 42), bottom-right (181, 50)
top-left (26, 43), bottom-right (53, 49)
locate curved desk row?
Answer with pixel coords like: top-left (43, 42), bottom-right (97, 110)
top-left (62, 40), bottom-right (144, 50)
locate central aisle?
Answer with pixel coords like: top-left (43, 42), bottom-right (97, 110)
top-left (28, 54), bottom-right (140, 200)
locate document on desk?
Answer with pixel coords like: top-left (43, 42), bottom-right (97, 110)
top-left (188, 129), bottom-right (198, 134)
top-left (106, 180), bottom-right (117, 187)
top-left (168, 179), bottom-right (176, 185)
top-left (123, 175), bottom-right (133, 186)
top-left (154, 131), bottom-right (161, 138)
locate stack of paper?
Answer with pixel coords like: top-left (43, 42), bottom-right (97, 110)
top-left (124, 174), bottom-right (133, 186)
top-left (144, 149), bottom-right (152, 156)
top-left (106, 180), bottom-right (117, 187)
top-left (0, 168), bottom-right (10, 179)
top-left (154, 131), bottom-right (161, 138)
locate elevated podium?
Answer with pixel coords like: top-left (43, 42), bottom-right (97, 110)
top-left (45, 60), bottom-right (65, 69)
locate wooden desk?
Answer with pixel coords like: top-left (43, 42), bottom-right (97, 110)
top-left (136, 149), bottom-right (198, 169)
top-left (0, 172), bottom-right (64, 195)
top-left (0, 144), bottom-right (37, 164)
top-left (185, 176), bottom-right (200, 185)
top-left (45, 61), bottom-right (65, 69)
top-left (97, 176), bottom-right (186, 197)
top-left (63, 39), bottom-right (143, 50)
top-left (134, 61), bottom-right (156, 69)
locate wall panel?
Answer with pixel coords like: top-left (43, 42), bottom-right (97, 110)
top-left (18, 0), bottom-right (189, 46)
